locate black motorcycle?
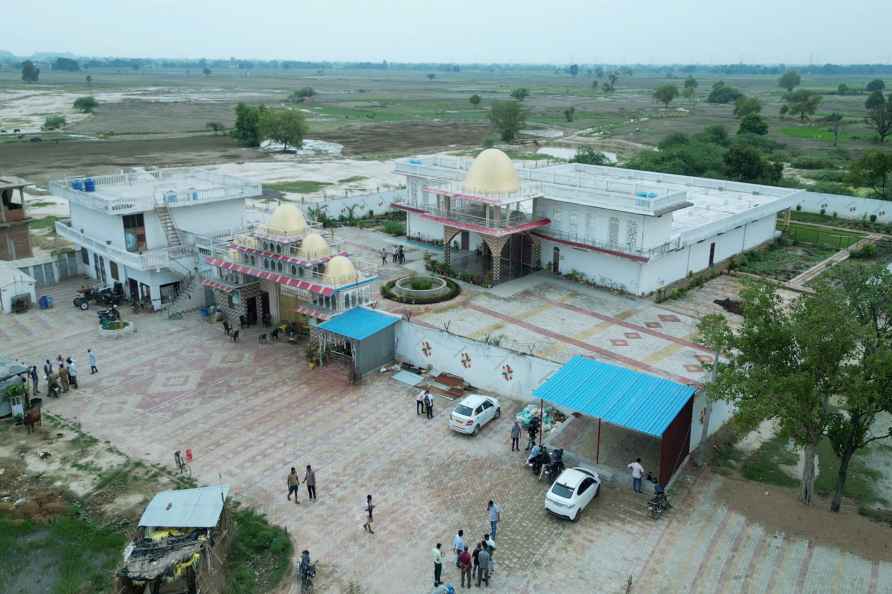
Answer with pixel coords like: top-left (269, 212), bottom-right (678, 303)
top-left (543, 448), bottom-right (565, 483)
top-left (527, 445), bottom-right (549, 478)
top-left (97, 306), bottom-right (121, 324)
top-left (648, 485), bottom-right (672, 520)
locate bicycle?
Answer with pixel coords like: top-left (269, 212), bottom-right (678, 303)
top-left (298, 561), bottom-right (317, 593)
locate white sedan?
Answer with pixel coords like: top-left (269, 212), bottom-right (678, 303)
top-left (545, 467), bottom-right (601, 521)
top-left (448, 394), bottom-right (500, 435)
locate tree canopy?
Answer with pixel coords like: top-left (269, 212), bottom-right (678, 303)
top-left (287, 87), bottom-right (316, 103)
top-left (469, 94), bottom-right (481, 106)
top-left (258, 108), bottom-right (309, 152)
top-left (848, 151), bottom-right (892, 199)
top-left (737, 113), bottom-right (768, 136)
top-left (653, 84), bottom-right (679, 108)
top-left (510, 88), bottom-right (530, 101)
top-left (864, 91), bottom-right (892, 143)
top-left (20, 60), bottom-right (39, 82)
top-left (706, 81), bottom-right (743, 104)
top-left (865, 79), bottom-right (886, 93)
top-left (733, 96), bottom-right (762, 119)
top-left (488, 100), bottom-right (527, 142)
top-left (778, 70), bottom-right (802, 92)
top-left (52, 57), bottom-right (80, 72)
top-left (73, 96), bottom-right (98, 114)
top-left (571, 146), bottom-right (609, 165)
top-left (782, 89), bottom-right (822, 121)
top-left (232, 103), bottom-right (267, 147)
top-left (723, 144), bottom-right (782, 183)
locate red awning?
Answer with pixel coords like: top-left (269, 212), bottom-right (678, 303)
top-left (231, 244), bottom-right (346, 267)
top-left (205, 256), bottom-right (334, 296)
top-left (201, 279), bottom-right (235, 293)
top-left (293, 304), bottom-right (332, 320)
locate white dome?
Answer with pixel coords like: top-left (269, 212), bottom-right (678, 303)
top-left (323, 255), bottom-right (359, 286)
top-left (298, 233), bottom-right (331, 260)
top-left (267, 203), bottom-right (306, 235)
top-left (463, 148), bottom-right (520, 194)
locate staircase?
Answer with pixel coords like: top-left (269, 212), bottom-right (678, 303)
top-left (156, 204), bottom-right (183, 248)
top-left (163, 272), bottom-right (200, 319)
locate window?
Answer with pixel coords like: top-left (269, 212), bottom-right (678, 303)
top-left (578, 478), bottom-right (594, 495)
top-left (551, 482), bottom-right (574, 498)
top-left (291, 265), bottom-right (297, 276)
top-left (275, 244), bottom-right (282, 254)
top-left (228, 292), bottom-right (241, 307)
top-left (81, 247), bottom-right (89, 265)
top-left (109, 261), bottom-right (119, 281)
top-left (122, 214), bottom-right (146, 252)
top-left (277, 261), bottom-right (283, 272)
top-left (455, 405), bottom-right (474, 416)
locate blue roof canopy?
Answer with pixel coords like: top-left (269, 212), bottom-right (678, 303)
top-left (139, 485), bottom-right (230, 528)
top-left (318, 307), bottom-right (400, 341)
top-left (533, 356), bottom-right (695, 437)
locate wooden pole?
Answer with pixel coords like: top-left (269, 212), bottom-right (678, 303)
top-left (539, 398), bottom-right (544, 446)
top-left (596, 418), bottom-right (601, 464)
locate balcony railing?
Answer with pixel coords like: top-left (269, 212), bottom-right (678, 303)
top-left (419, 206), bottom-right (548, 232)
top-left (55, 219), bottom-right (192, 271)
top-left (533, 226), bottom-right (684, 258)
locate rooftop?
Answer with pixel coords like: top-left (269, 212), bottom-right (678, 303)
top-left (48, 168), bottom-right (262, 215)
top-left (139, 485), bottom-right (230, 528)
top-left (318, 306), bottom-right (401, 341)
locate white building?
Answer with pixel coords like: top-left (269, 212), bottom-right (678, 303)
top-left (393, 149), bottom-right (802, 295)
top-left (0, 260), bottom-right (37, 314)
top-left (50, 168), bottom-right (261, 310)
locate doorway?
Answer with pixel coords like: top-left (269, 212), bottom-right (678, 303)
top-left (246, 296), bottom-right (258, 325)
top-left (460, 231), bottom-right (470, 251)
top-left (552, 247), bottom-right (561, 274)
top-left (260, 291), bottom-right (271, 323)
top-left (128, 278), bottom-right (139, 300)
top-left (708, 242), bottom-right (716, 267)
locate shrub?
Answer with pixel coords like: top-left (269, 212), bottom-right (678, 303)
top-left (791, 156), bottom-right (837, 170)
top-left (380, 278), bottom-right (460, 304)
top-left (383, 221), bottom-right (405, 236)
top-left (73, 96), bottom-right (98, 113)
top-left (409, 277), bottom-right (434, 291)
top-left (849, 243), bottom-right (877, 259)
top-left (43, 115), bottom-right (66, 130)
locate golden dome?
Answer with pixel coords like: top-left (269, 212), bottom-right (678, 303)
top-left (323, 255), bottom-right (359, 286)
top-left (298, 233), bottom-right (331, 260)
top-left (462, 148), bottom-right (520, 194)
top-left (267, 203), bottom-right (306, 235)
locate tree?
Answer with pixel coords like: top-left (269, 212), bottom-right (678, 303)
top-left (825, 112), bottom-right (844, 146)
top-left (704, 283), bottom-right (858, 504)
top-left (865, 79), bottom-right (886, 93)
top-left (864, 91), bottom-right (892, 143)
top-left (783, 89), bottom-right (822, 121)
top-left (694, 314), bottom-right (734, 465)
top-left (287, 87), bottom-right (316, 103)
top-left (706, 81), bottom-right (742, 104)
top-left (571, 146), bottom-right (609, 165)
top-left (723, 144), bottom-right (782, 183)
top-left (52, 57), bottom-right (80, 72)
top-left (778, 70), bottom-right (801, 92)
top-left (258, 108), bottom-right (309, 152)
top-left (232, 103), bottom-right (266, 147)
top-left (682, 76), bottom-right (698, 108)
top-left (488, 100), bottom-right (527, 142)
top-left (568, 64), bottom-right (579, 77)
top-left (595, 66), bottom-right (605, 79)
top-left (73, 96), bottom-right (98, 113)
top-left (603, 72), bottom-right (619, 92)
top-left (737, 113), bottom-right (768, 135)
top-left (469, 94), bottom-right (481, 107)
top-left (85, 74), bottom-right (93, 86)
top-left (21, 60), bottom-right (39, 82)
top-left (206, 121), bottom-right (224, 135)
top-left (848, 151), bottom-right (892, 199)
top-left (733, 96), bottom-right (762, 119)
top-left (653, 84), bottom-right (679, 108)
top-left (821, 265), bottom-right (892, 512)
top-left (510, 88), bottom-right (529, 101)
top-left (695, 125), bottom-right (731, 146)
top-left (563, 106), bottom-right (575, 122)
top-left (426, 73), bottom-right (436, 80)
top-left (43, 115), bottom-right (66, 130)
top-left (202, 67), bottom-right (211, 77)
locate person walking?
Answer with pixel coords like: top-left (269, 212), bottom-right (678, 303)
top-left (487, 501), bottom-right (501, 540)
top-left (43, 359), bottom-right (53, 381)
top-left (472, 542), bottom-right (482, 584)
top-left (304, 465), bottom-right (316, 501)
top-left (88, 349), bottom-right (98, 374)
top-left (510, 420), bottom-right (521, 451)
top-left (362, 494), bottom-right (375, 534)
top-left (424, 390), bottom-right (434, 419)
top-left (476, 546), bottom-right (491, 587)
top-left (67, 358), bottom-right (78, 389)
top-left (381, 248), bottom-right (388, 266)
top-left (452, 529), bottom-right (465, 568)
top-left (416, 390), bottom-right (425, 415)
top-left (432, 543), bottom-right (444, 587)
top-left (391, 246), bottom-right (398, 263)
top-left (287, 467), bottom-right (300, 504)
top-left (398, 245), bottom-right (405, 265)
top-left (459, 545), bottom-right (472, 588)
top-left (30, 365), bottom-right (39, 395)
top-left (58, 363), bottom-right (70, 393)
top-left (628, 458), bottom-right (645, 494)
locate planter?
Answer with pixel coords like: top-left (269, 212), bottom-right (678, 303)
top-left (392, 275), bottom-right (451, 302)
top-left (98, 320), bottom-right (136, 338)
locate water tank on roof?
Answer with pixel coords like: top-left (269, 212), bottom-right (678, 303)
top-left (408, 159), bottom-right (422, 165)
top-left (71, 179), bottom-right (84, 191)
top-left (84, 178), bottom-right (96, 192)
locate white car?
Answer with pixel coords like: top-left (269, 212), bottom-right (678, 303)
top-left (545, 467), bottom-right (601, 521)
top-left (448, 394), bottom-right (500, 435)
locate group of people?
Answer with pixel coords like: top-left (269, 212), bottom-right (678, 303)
top-left (381, 245), bottom-right (406, 265)
top-left (20, 349), bottom-right (98, 400)
top-left (434, 501), bottom-right (501, 589)
top-left (416, 389), bottom-right (435, 419)
top-left (286, 465), bottom-right (317, 504)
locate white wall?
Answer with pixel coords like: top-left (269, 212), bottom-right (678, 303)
top-left (690, 392), bottom-right (735, 451)
top-left (406, 213), bottom-right (444, 242)
top-left (794, 192), bottom-right (892, 224)
top-left (395, 321), bottom-right (560, 400)
top-left (70, 204), bottom-right (126, 250)
top-left (539, 237), bottom-right (643, 293)
top-left (311, 190), bottom-right (402, 219)
top-left (0, 276), bottom-right (37, 314)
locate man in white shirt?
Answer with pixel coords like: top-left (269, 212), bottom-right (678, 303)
top-left (628, 457), bottom-right (645, 494)
top-left (452, 529), bottom-right (465, 567)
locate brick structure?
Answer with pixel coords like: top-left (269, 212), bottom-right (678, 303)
top-left (213, 283), bottom-right (261, 325)
top-left (0, 176), bottom-right (33, 261)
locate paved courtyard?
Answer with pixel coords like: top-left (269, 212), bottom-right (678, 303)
top-left (4, 279), bottom-right (891, 594)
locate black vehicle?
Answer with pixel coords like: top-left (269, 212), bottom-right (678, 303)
top-left (73, 287), bottom-right (98, 310)
top-left (648, 484), bottom-right (672, 520)
top-left (97, 306), bottom-right (121, 324)
top-left (527, 444), bottom-right (550, 477)
top-left (95, 286), bottom-right (124, 307)
top-left (544, 448), bottom-right (565, 483)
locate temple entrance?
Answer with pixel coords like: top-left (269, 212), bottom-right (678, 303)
top-left (445, 229), bottom-right (538, 285)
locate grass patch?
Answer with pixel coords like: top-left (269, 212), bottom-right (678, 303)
top-left (790, 210), bottom-right (892, 235)
top-left (784, 222), bottom-right (865, 249)
top-left (383, 221), bottom-right (405, 236)
top-left (814, 438), bottom-right (886, 507)
top-left (225, 507), bottom-right (293, 594)
top-left (337, 175), bottom-right (367, 183)
top-left (28, 215), bottom-right (63, 231)
top-left (735, 239), bottom-right (836, 281)
top-left (0, 511), bottom-right (126, 594)
top-left (264, 180), bottom-right (332, 194)
top-left (740, 434), bottom-right (800, 488)
top-left (779, 126), bottom-right (859, 143)
top-left (706, 422), bottom-right (745, 474)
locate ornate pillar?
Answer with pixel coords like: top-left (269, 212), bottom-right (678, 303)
top-left (481, 234), bottom-right (509, 285)
top-left (443, 225), bottom-right (461, 268)
top-left (531, 234), bottom-right (542, 270)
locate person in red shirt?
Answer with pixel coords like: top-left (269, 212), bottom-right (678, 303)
top-left (459, 545), bottom-right (473, 588)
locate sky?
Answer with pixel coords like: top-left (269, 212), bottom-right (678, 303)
top-left (4, 0), bottom-right (890, 64)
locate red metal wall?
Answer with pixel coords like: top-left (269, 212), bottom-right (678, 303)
top-left (659, 396), bottom-right (693, 485)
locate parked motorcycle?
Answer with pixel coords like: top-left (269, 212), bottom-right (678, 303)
top-left (527, 444), bottom-right (549, 478)
top-left (648, 484), bottom-right (672, 520)
top-left (97, 305), bottom-right (121, 324)
top-left (543, 448), bottom-right (565, 483)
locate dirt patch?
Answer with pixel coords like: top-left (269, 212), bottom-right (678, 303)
top-left (317, 121), bottom-right (490, 156)
top-left (716, 473), bottom-right (892, 562)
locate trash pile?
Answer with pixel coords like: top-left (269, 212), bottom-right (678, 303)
top-left (515, 404), bottom-right (567, 435)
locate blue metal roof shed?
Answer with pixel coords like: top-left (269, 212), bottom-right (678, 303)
top-left (533, 355), bottom-right (695, 438)
top-left (139, 485), bottom-right (230, 528)
top-left (318, 307), bottom-right (400, 341)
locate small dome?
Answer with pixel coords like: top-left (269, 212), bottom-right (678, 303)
top-left (227, 248), bottom-right (240, 261)
top-left (323, 255), bottom-right (359, 286)
top-left (463, 148), bottom-right (520, 194)
top-left (298, 233), bottom-right (330, 260)
top-left (267, 203), bottom-right (306, 235)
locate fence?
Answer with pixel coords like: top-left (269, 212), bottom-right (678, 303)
top-left (793, 192), bottom-right (892, 224)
